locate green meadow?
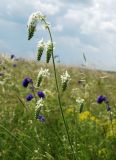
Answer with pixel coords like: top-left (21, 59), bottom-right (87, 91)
top-left (0, 55), bottom-right (116, 160)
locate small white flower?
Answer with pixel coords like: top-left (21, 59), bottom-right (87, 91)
top-left (37, 38), bottom-right (45, 61)
top-left (27, 11), bottom-right (46, 40)
top-left (46, 41), bottom-right (54, 63)
top-left (76, 97), bottom-right (85, 105)
top-left (38, 68), bottom-right (50, 78)
top-left (61, 71), bottom-right (71, 83)
top-left (37, 68), bottom-right (50, 87)
top-left (27, 11), bottom-right (45, 28)
top-left (37, 38), bottom-right (45, 48)
top-left (35, 99), bottom-right (44, 111)
top-left (61, 71), bottom-right (71, 91)
top-left (35, 99), bottom-right (44, 118)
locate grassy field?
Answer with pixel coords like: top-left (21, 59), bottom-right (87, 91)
top-left (0, 55), bottom-right (116, 160)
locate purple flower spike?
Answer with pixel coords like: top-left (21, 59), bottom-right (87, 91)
top-left (26, 94), bottom-right (34, 101)
top-left (37, 115), bottom-right (45, 122)
top-left (37, 91), bottom-right (45, 99)
top-left (97, 95), bottom-right (106, 104)
top-left (22, 77), bottom-right (32, 87)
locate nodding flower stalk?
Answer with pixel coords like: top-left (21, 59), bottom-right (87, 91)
top-left (27, 11), bottom-right (76, 160)
top-left (27, 11), bottom-right (45, 40)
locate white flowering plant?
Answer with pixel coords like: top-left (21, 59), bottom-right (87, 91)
top-left (26, 10), bottom-right (76, 159)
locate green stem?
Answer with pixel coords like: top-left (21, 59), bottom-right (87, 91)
top-left (31, 81), bottom-right (37, 103)
top-left (43, 21), bottom-right (76, 160)
top-left (16, 95), bottom-right (28, 111)
top-left (109, 111), bottom-right (114, 136)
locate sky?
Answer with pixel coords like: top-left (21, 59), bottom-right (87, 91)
top-left (0, 0), bottom-right (116, 71)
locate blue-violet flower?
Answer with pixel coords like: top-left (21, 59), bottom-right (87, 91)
top-left (37, 91), bottom-right (45, 99)
top-left (37, 115), bottom-right (45, 122)
top-left (26, 94), bottom-right (34, 101)
top-left (97, 95), bottom-right (106, 104)
top-left (22, 77), bottom-right (32, 87)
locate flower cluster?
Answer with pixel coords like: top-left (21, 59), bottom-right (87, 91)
top-left (27, 11), bottom-right (45, 40)
top-left (76, 97), bottom-right (85, 105)
top-left (37, 91), bottom-right (45, 99)
top-left (46, 41), bottom-right (53, 63)
top-left (37, 68), bottom-right (50, 87)
top-left (79, 111), bottom-right (99, 123)
top-left (22, 77), bottom-right (45, 99)
top-left (22, 77), bottom-right (46, 121)
top-left (97, 95), bottom-right (107, 104)
top-left (36, 39), bottom-right (54, 63)
top-left (76, 97), bottom-right (85, 113)
top-left (35, 99), bottom-right (44, 120)
top-left (22, 77), bottom-right (32, 87)
top-left (26, 94), bottom-right (34, 101)
top-left (79, 111), bottom-right (91, 121)
top-left (37, 39), bottom-right (45, 61)
top-left (97, 95), bottom-right (111, 112)
top-left (35, 92), bottom-right (46, 122)
top-left (37, 115), bottom-right (45, 122)
top-left (61, 71), bottom-right (71, 91)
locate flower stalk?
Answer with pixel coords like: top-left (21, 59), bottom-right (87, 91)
top-left (43, 19), bottom-right (76, 160)
top-left (27, 12), bottom-right (77, 160)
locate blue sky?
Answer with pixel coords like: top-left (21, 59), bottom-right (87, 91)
top-left (0, 0), bottom-right (116, 71)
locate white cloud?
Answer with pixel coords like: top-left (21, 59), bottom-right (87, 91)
top-left (63, 1), bottom-right (116, 35)
top-left (52, 24), bottom-right (63, 32)
top-left (0, 0), bottom-right (61, 23)
top-left (0, 0), bottom-right (116, 70)
top-left (58, 0), bottom-right (116, 59)
top-left (32, 0), bottom-right (60, 15)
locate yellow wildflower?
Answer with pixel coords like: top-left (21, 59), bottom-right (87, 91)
top-left (79, 111), bottom-right (91, 121)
